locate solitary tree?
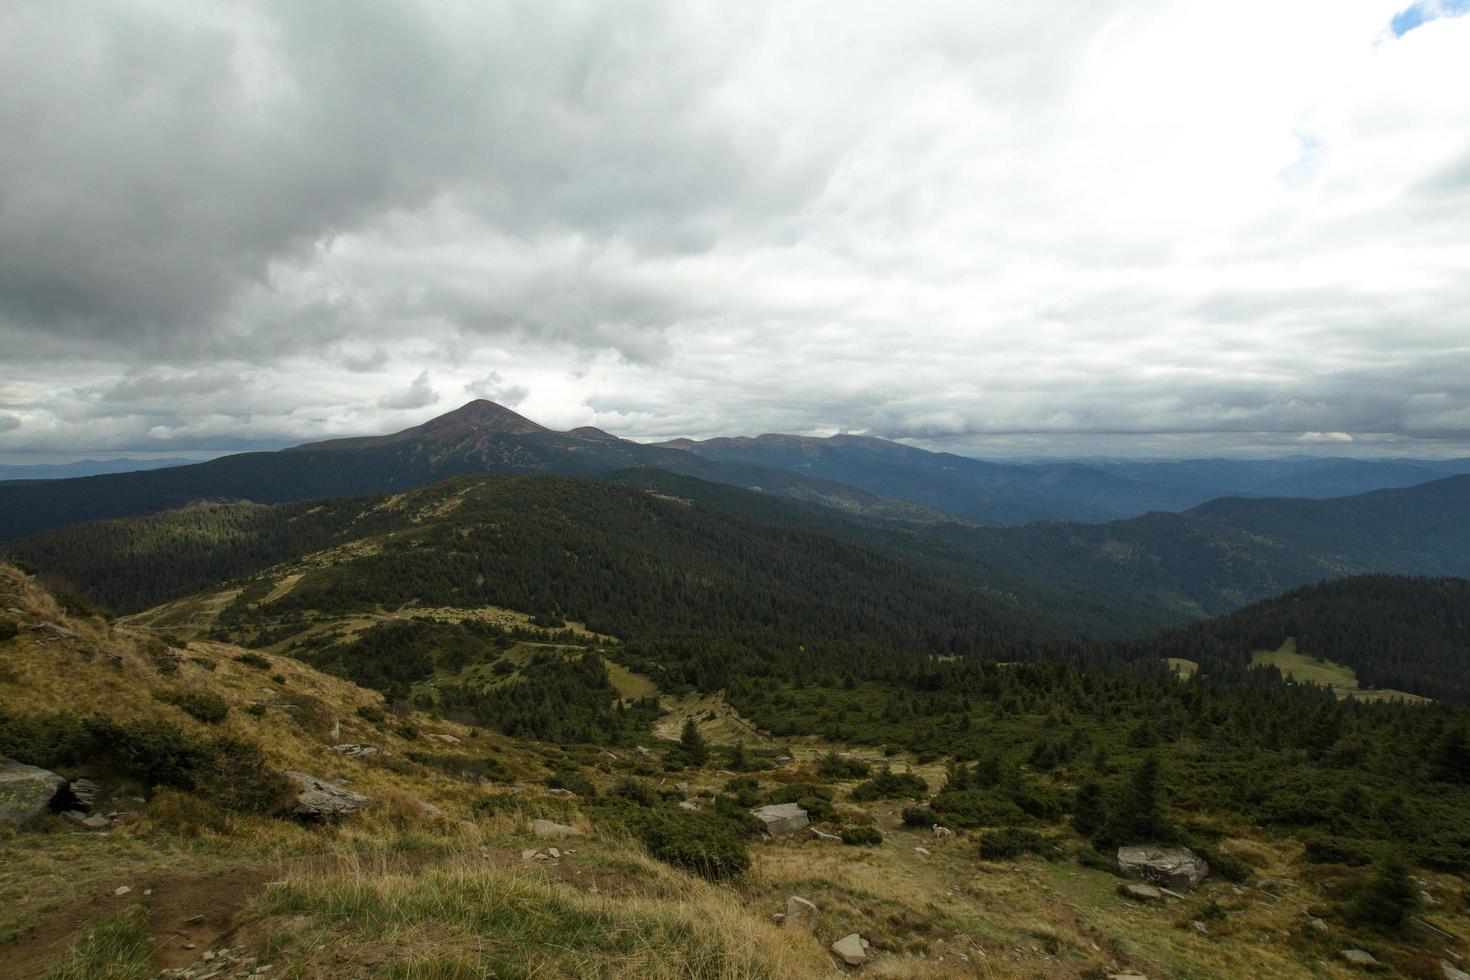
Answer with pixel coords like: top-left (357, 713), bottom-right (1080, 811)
top-left (1345, 857), bottom-right (1421, 929)
top-left (680, 718), bottom-right (709, 766)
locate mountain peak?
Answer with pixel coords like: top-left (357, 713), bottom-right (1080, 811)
top-left (419, 400), bottom-right (547, 437)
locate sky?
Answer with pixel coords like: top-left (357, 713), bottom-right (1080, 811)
top-left (1, 0), bottom-right (1468, 463)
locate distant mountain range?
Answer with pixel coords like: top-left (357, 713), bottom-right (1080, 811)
top-left (0, 457), bottom-right (196, 483)
top-left (0, 398), bottom-right (1466, 540)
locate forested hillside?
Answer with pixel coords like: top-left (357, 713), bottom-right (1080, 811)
top-left (1132, 576), bottom-right (1470, 702)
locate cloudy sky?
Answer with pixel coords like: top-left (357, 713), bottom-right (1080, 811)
top-left (2, 0), bottom-right (1468, 462)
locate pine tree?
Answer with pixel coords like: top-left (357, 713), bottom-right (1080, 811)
top-left (1345, 857), bottom-right (1421, 929)
top-left (1071, 781), bottom-right (1106, 840)
top-left (1111, 755), bottom-right (1168, 843)
top-left (680, 718), bottom-right (709, 766)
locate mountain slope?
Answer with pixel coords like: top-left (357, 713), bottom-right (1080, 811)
top-left (0, 402), bottom-right (936, 540)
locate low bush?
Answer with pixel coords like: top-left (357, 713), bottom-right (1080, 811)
top-left (901, 805), bottom-right (934, 828)
top-left (816, 750), bottom-right (870, 780)
top-left (978, 828), bottom-right (1051, 860)
top-left (546, 768), bottom-right (596, 797)
top-left (236, 652), bottom-right (270, 670)
top-left (1191, 841), bottom-right (1251, 883)
top-left (641, 812), bottom-right (751, 881)
top-left (0, 616), bottom-right (18, 642)
top-left (147, 788), bottom-right (232, 836)
top-left (766, 782), bottom-right (837, 822)
top-left (927, 790), bottom-right (1027, 829)
top-left (154, 690), bottom-right (229, 724)
top-left (840, 826), bottom-right (883, 846)
top-left (851, 766), bottom-right (928, 802)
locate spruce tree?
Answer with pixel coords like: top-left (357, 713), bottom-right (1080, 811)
top-left (680, 718), bottom-right (709, 766)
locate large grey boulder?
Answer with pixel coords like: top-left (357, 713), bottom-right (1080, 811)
top-left (0, 758), bottom-right (65, 826)
top-left (785, 895), bottom-right (818, 931)
top-left (752, 802), bottom-right (809, 836)
top-left (1117, 845), bottom-right (1209, 891)
top-left (285, 772), bottom-right (371, 820)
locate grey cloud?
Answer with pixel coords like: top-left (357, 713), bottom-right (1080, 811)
top-left (378, 371), bottom-right (439, 410)
top-left (465, 372), bottom-right (529, 406)
top-left (344, 348), bottom-right (390, 373)
top-left (0, 414), bottom-right (19, 433)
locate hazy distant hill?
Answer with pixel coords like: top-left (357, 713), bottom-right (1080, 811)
top-left (0, 457), bottom-right (196, 483)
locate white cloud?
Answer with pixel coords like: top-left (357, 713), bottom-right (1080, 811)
top-left (0, 0), bottom-right (1466, 460)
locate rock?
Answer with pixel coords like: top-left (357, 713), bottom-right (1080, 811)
top-left (424, 733), bottom-right (460, 744)
top-left (521, 849), bottom-right (537, 861)
top-left (1341, 949), bottom-right (1378, 967)
top-left (751, 802), bottom-right (809, 836)
top-left (831, 933), bottom-right (867, 966)
top-left (285, 772), bottom-right (372, 820)
top-left (678, 800), bottom-right (700, 812)
top-left (327, 743), bottom-right (378, 758)
top-left (1117, 845), bottom-right (1209, 892)
top-left (775, 755), bottom-right (793, 763)
top-left (63, 810), bottom-right (110, 830)
top-left (547, 787), bottom-right (577, 798)
top-left (597, 750), bottom-right (617, 761)
top-left (531, 818), bottom-right (581, 838)
top-left (0, 757), bottom-right (66, 826)
top-left (1308, 918), bottom-right (1329, 934)
top-left (785, 896), bottom-right (818, 931)
top-left (674, 782), bottom-right (690, 793)
top-left (68, 777), bottom-right (100, 811)
top-left (913, 846), bottom-right (930, 856)
top-left (547, 847), bottom-right (561, 859)
top-left (1442, 959), bottom-right (1470, 980)
top-left (932, 825), bottom-right (954, 838)
top-left (810, 827), bottom-right (841, 841)
top-left (28, 621), bottom-right (80, 640)
top-left (114, 885), bottom-right (131, 896)
top-left (1191, 920), bottom-right (1209, 935)
top-left (1118, 883), bottom-right (1163, 902)
top-left (635, 745), bottom-right (651, 757)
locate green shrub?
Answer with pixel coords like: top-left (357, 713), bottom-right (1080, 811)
top-left (356, 705), bottom-right (386, 724)
top-left (189, 657), bottom-right (216, 671)
top-left (840, 826), bottom-right (883, 846)
top-left (395, 722), bottom-right (420, 741)
top-left (978, 828), bottom-right (1050, 860)
top-left (817, 750), bottom-right (870, 780)
top-left (154, 690), bottom-right (229, 725)
top-left (1302, 835), bottom-right (1376, 866)
top-left (1191, 841), bottom-right (1250, 883)
top-left (0, 616), bottom-right (18, 642)
top-left (236, 652), bottom-right (270, 670)
top-left (546, 768), bottom-right (596, 797)
top-left (851, 766), bottom-right (928, 802)
top-left (901, 805), bottom-right (934, 828)
top-left (766, 783), bottom-right (837, 822)
top-left (640, 813), bottom-right (750, 881)
top-left (1344, 857), bottom-right (1421, 929)
top-left (927, 790), bottom-right (1026, 829)
top-left (612, 778), bottom-right (660, 807)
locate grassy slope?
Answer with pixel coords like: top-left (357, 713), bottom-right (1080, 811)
top-left (5, 564), bottom-right (1469, 978)
top-left (1251, 639), bottom-right (1430, 703)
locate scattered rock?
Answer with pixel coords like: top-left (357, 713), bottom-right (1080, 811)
top-left (810, 827), bottom-right (841, 842)
top-left (285, 772), bottom-right (372, 820)
top-left (751, 802), bottom-right (809, 836)
top-left (1341, 949), bottom-right (1378, 967)
top-left (597, 749), bottom-right (617, 761)
top-left (635, 745), bottom-right (652, 757)
top-left (1118, 883), bottom-right (1163, 902)
top-left (113, 885), bottom-right (131, 896)
top-left (547, 847), bottom-right (561, 859)
top-left (674, 782), bottom-right (690, 793)
top-left (547, 787), bottom-right (577, 798)
top-left (327, 743), bottom-right (378, 758)
top-left (932, 825), bottom-right (954, 838)
top-left (678, 800), bottom-right (700, 812)
top-left (1308, 918), bottom-right (1329, 934)
top-left (27, 621), bottom-right (80, 640)
top-left (913, 846), bottom-right (930, 856)
top-left (1117, 845), bottom-right (1209, 891)
top-left (0, 757), bottom-right (66, 826)
top-left (785, 896), bottom-right (818, 931)
top-left (831, 933), bottom-right (867, 966)
top-left (67, 777), bottom-right (100, 811)
top-left (775, 755), bottom-right (793, 763)
top-left (521, 849), bottom-right (537, 861)
top-left (62, 810), bottom-right (110, 830)
top-left (531, 818), bottom-right (581, 838)
top-left (1442, 959), bottom-right (1470, 980)
top-left (1191, 920), bottom-right (1209, 935)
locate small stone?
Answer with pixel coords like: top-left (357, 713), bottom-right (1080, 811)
top-left (530, 818), bottom-right (580, 837)
top-left (913, 846), bottom-right (930, 856)
top-left (1341, 949), bottom-right (1378, 967)
top-left (831, 933), bottom-right (867, 966)
top-left (1442, 959), bottom-right (1470, 980)
top-left (547, 847), bottom-right (561, 859)
top-left (1308, 918), bottom-right (1329, 934)
top-left (113, 885), bottom-right (131, 896)
top-left (1192, 920), bottom-right (1209, 935)
top-left (810, 827), bottom-right (841, 841)
top-left (678, 800), bottom-right (700, 812)
top-left (784, 896), bottom-right (818, 931)
top-left (1119, 883), bottom-right (1162, 902)
top-left (932, 825), bottom-right (954, 838)
top-left (521, 849), bottom-right (537, 861)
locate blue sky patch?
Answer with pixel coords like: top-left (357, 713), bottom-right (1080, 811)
top-left (1391, 0), bottom-right (1470, 37)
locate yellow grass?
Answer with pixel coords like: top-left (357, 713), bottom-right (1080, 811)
top-left (1251, 638), bottom-right (1429, 702)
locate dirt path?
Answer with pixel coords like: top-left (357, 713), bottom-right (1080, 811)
top-left (0, 851), bottom-right (450, 979)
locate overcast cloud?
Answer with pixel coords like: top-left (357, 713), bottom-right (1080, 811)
top-left (1, 0), bottom-right (1467, 461)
